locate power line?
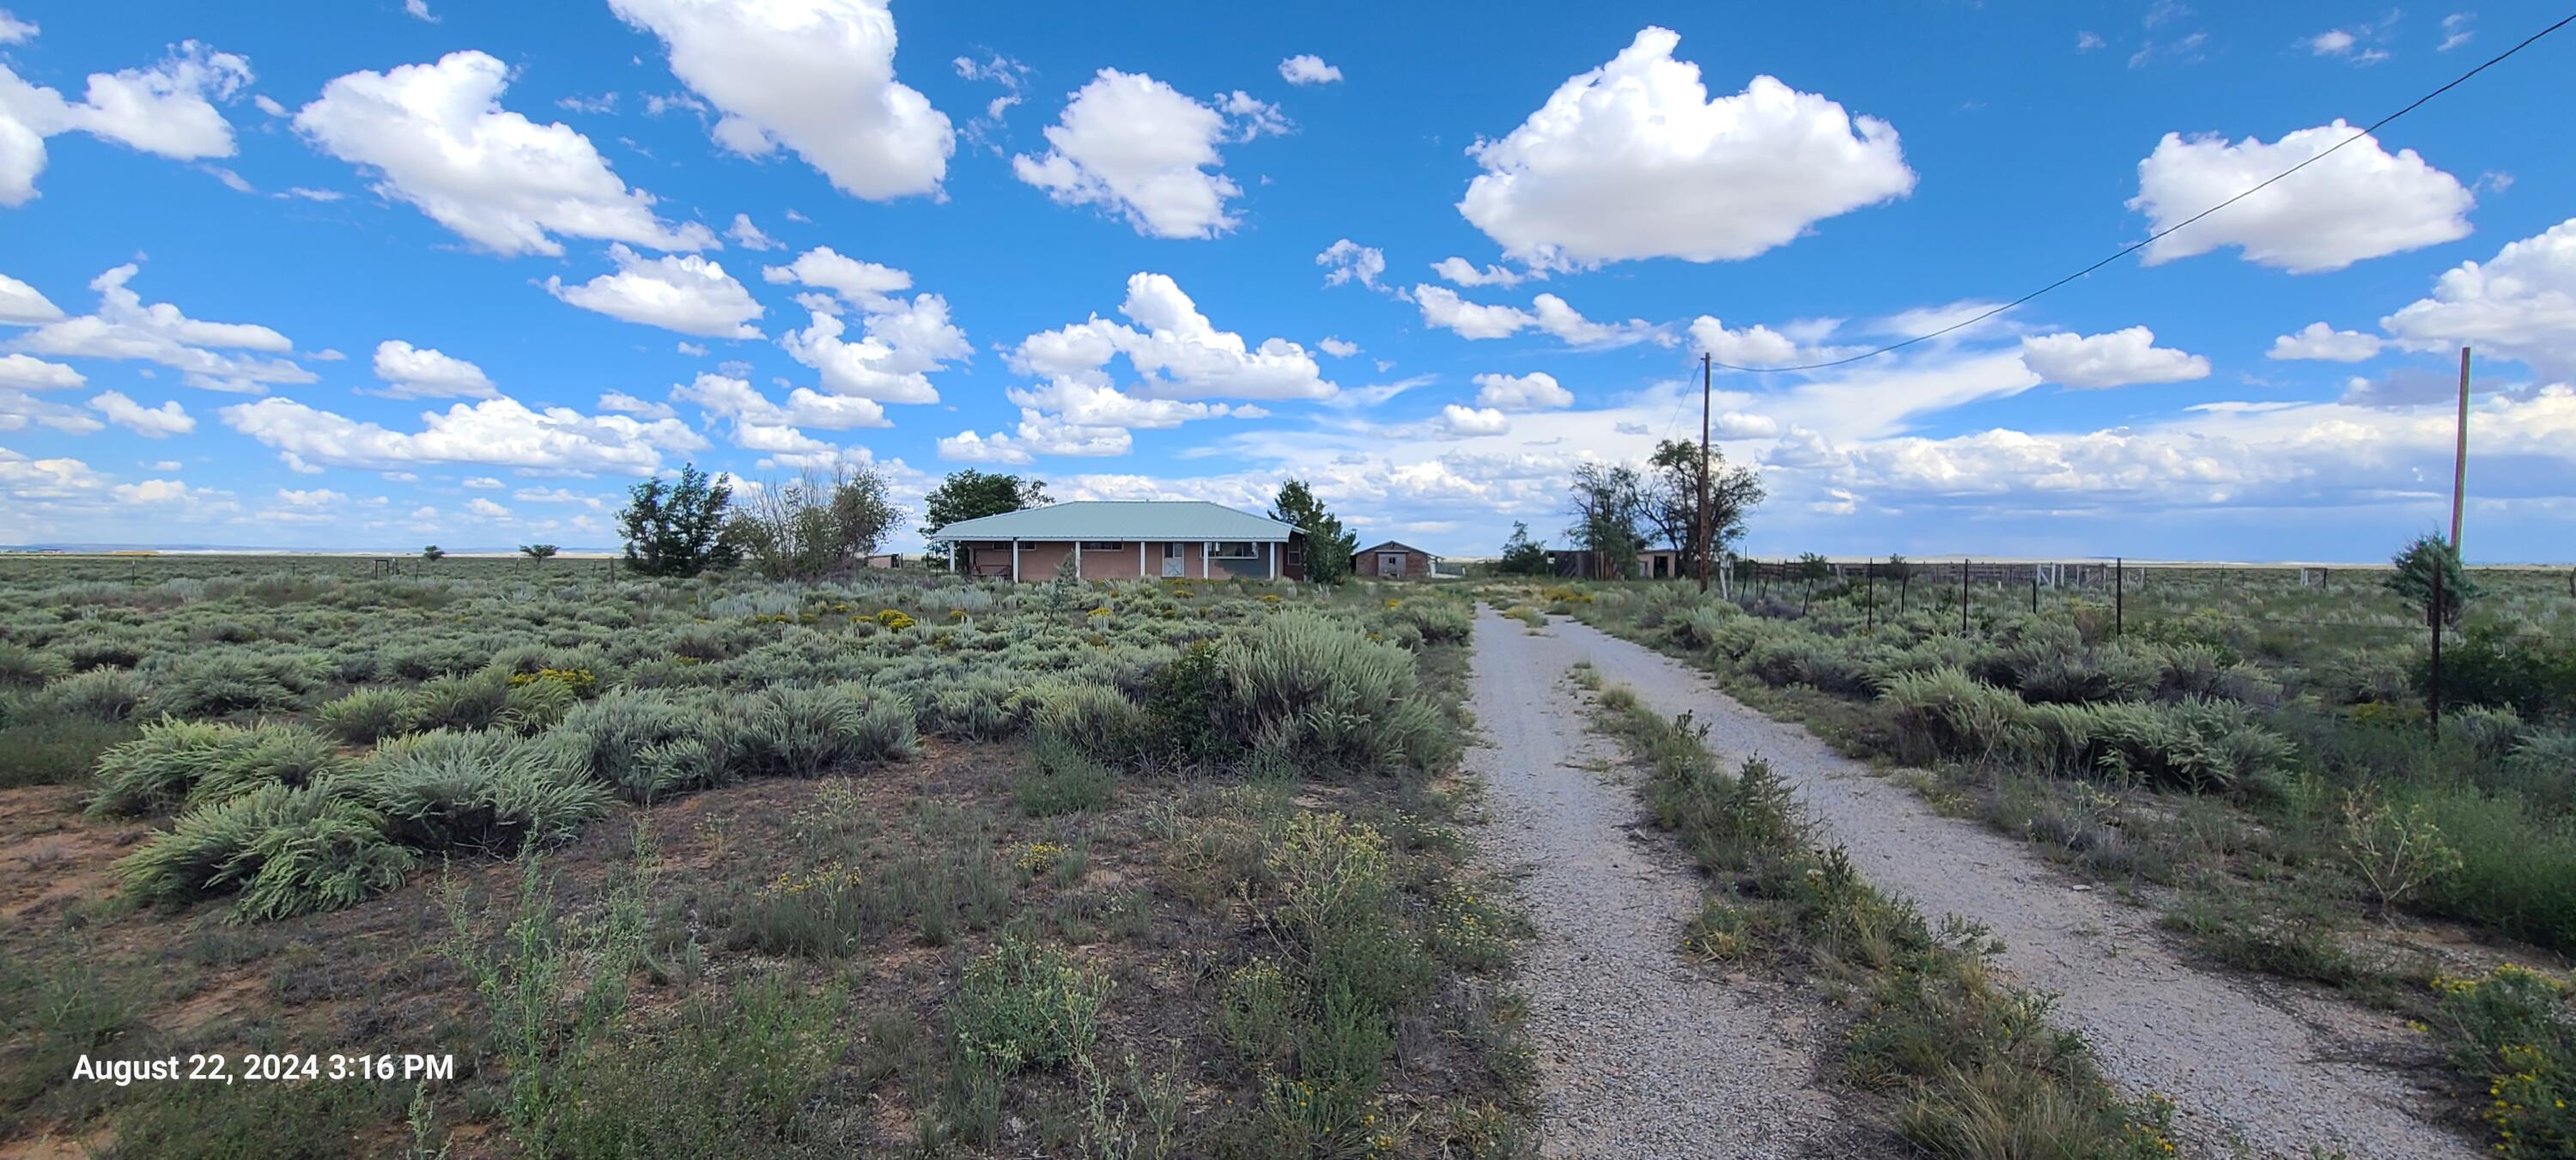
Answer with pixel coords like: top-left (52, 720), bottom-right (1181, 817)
top-left (1709, 10), bottom-right (2576, 374)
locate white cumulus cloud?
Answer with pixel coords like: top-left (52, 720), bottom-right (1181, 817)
top-left (221, 395), bottom-right (708, 476)
top-left (1472, 371), bottom-right (1573, 410)
top-left (0, 353), bottom-right (82, 390)
top-left (1278, 55), bottom-right (1342, 85)
top-left (1457, 27), bottom-right (1914, 268)
top-left (2382, 216), bottom-right (2576, 380)
top-left (2130, 121), bottom-right (2472, 273)
top-left (372, 339), bottom-right (496, 398)
top-left (545, 245), bottom-right (764, 338)
top-left (0, 40), bottom-right (252, 206)
top-left (88, 391), bottom-right (192, 436)
top-left (606, 0), bottom-right (953, 201)
top-left (2019, 327), bottom-right (2211, 389)
top-left (1413, 285), bottom-right (1661, 348)
top-left (16, 263), bottom-right (312, 392)
top-left (1012, 70), bottom-right (1254, 240)
top-left (2268, 322), bottom-right (2385, 362)
top-left (295, 51), bottom-right (714, 257)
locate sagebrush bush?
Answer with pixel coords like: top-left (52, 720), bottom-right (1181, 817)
top-left (350, 729), bottom-right (611, 854)
top-left (40, 667), bottom-right (151, 720)
top-left (728, 683), bottom-right (919, 777)
top-left (401, 668), bottom-right (513, 733)
top-left (319, 687), bottom-right (410, 744)
top-left (1376, 600), bottom-right (1472, 646)
top-left (0, 642), bottom-right (68, 689)
top-left (149, 651), bottom-right (330, 718)
top-left (549, 689), bottom-right (732, 802)
top-left (1218, 613), bottom-right (1449, 775)
top-left (2024, 698), bottom-right (2293, 793)
top-left (88, 719), bottom-right (350, 817)
top-left (1879, 668), bottom-right (2036, 766)
top-left (113, 784), bottom-right (412, 919)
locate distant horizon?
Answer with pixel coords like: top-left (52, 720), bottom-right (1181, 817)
top-left (6, 541), bottom-right (2567, 571)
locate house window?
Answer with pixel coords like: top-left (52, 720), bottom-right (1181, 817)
top-left (1286, 545), bottom-right (1303, 565)
top-left (1077, 541), bottom-right (1125, 550)
top-left (1212, 541), bottom-right (1259, 559)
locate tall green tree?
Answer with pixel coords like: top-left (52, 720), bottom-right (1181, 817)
top-left (2387, 532), bottom-right (2480, 626)
top-left (617, 463), bottom-right (738, 578)
top-left (1498, 520), bottom-right (1551, 575)
top-left (1641, 439), bottom-right (1765, 581)
top-left (725, 466), bottom-right (905, 580)
top-left (920, 470), bottom-right (1049, 565)
top-left (1268, 478), bottom-right (1355, 584)
top-left (1564, 462), bottom-right (1646, 579)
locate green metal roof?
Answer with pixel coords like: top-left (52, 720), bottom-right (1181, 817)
top-left (927, 501), bottom-right (1298, 543)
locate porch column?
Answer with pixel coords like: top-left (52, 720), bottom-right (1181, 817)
top-left (1269, 541), bottom-right (1278, 580)
top-left (1011, 539), bottom-right (1020, 581)
top-left (948, 544), bottom-right (957, 574)
top-left (1139, 542), bottom-right (1147, 576)
top-left (1074, 539), bottom-right (1082, 580)
top-left (1200, 540), bottom-right (1210, 580)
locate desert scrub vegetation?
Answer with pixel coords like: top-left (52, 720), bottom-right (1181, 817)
top-left (1541, 568), bottom-right (2576, 953)
top-left (1585, 677), bottom-right (2183, 1158)
top-left (0, 556), bottom-right (1524, 1156)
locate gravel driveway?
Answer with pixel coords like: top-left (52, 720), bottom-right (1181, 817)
top-left (1518, 610), bottom-right (2476, 1159)
top-left (1464, 610), bottom-right (1875, 1158)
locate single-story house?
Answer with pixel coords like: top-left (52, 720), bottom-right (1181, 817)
top-left (927, 501), bottom-right (1307, 581)
top-left (1549, 547), bottom-right (1689, 580)
top-left (1356, 541), bottom-right (1437, 580)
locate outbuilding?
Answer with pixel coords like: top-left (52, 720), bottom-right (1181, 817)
top-left (1355, 541), bottom-right (1437, 580)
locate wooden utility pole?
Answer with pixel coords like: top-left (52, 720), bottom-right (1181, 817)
top-left (1697, 353), bottom-right (1712, 594)
top-left (2451, 346), bottom-right (2471, 553)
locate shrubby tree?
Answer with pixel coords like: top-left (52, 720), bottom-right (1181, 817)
top-left (2387, 533), bottom-right (2478, 627)
top-left (1498, 521), bottom-right (1551, 576)
top-left (1797, 551), bottom-right (1830, 613)
top-left (1269, 478), bottom-right (1356, 585)
top-left (725, 466), bottom-right (906, 580)
top-left (420, 545), bottom-right (445, 562)
top-left (921, 470), bottom-right (1049, 565)
top-left (1564, 462), bottom-right (1646, 579)
top-left (519, 544), bottom-right (557, 562)
top-left (617, 463), bottom-right (738, 578)
top-left (1641, 439), bottom-right (1765, 581)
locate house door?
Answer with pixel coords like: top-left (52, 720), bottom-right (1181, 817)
top-left (1161, 542), bottom-right (1186, 578)
top-left (1376, 552), bottom-right (1406, 578)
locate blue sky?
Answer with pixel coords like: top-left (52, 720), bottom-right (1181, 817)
top-left (3, 1), bottom-right (2572, 562)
